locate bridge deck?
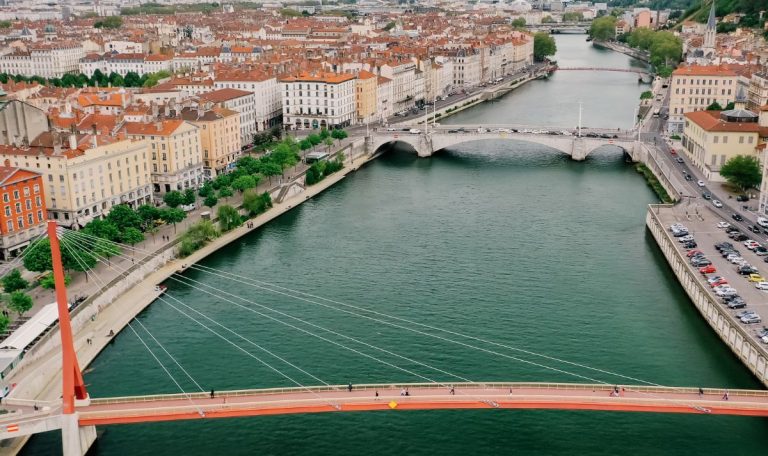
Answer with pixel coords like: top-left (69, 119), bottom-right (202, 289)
top-left (75, 383), bottom-right (768, 426)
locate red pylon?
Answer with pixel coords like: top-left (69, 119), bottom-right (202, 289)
top-left (47, 221), bottom-right (88, 414)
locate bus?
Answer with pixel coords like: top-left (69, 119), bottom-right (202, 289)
top-left (305, 151), bottom-right (329, 164)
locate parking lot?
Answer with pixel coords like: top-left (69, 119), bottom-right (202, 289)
top-left (659, 204), bottom-right (768, 345)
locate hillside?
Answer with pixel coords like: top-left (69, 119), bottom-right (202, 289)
top-left (681, 0), bottom-right (768, 27)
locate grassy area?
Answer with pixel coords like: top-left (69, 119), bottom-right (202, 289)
top-left (635, 163), bottom-right (673, 203)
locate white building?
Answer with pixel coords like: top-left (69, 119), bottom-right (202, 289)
top-left (280, 72), bottom-right (356, 130)
top-left (213, 71), bottom-right (282, 132)
top-left (0, 43), bottom-right (84, 78)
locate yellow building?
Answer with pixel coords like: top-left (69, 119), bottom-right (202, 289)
top-left (355, 70), bottom-right (378, 124)
top-left (682, 107), bottom-right (763, 182)
top-left (124, 120), bottom-right (203, 195)
top-left (179, 105), bottom-right (241, 178)
top-left (0, 131), bottom-right (152, 228)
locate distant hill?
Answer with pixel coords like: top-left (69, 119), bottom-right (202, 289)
top-left (680, 0), bottom-right (768, 27)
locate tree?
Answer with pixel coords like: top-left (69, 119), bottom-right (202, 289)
top-left (121, 227), bottom-right (144, 246)
top-left (124, 71), bottom-right (142, 87)
top-left (640, 91), bottom-right (653, 100)
top-left (8, 291), bottom-right (32, 316)
top-left (706, 101), bottom-right (724, 111)
top-left (83, 218), bottom-right (120, 241)
top-left (319, 128), bottom-right (330, 140)
top-left (0, 314), bottom-right (10, 335)
top-left (107, 71), bottom-right (124, 87)
top-left (307, 133), bottom-right (322, 147)
top-left (163, 190), bottom-right (185, 208)
top-left (330, 129), bottom-right (348, 143)
top-left (198, 182), bottom-right (214, 198)
top-left (143, 70), bottom-right (171, 88)
top-left (93, 238), bottom-right (121, 265)
top-left (511, 17), bottom-right (526, 28)
top-left (725, 101), bottom-right (736, 110)
top-left (89, 69), bottom-right (108, 87)
top-left (383, 20), bottom-right (396, 31)
top-left (182, 188), bottom-right (196, 206)
top-left (541, 15), bottom-right (555, 23)
top-left (324, 136), bottom-right (334, 152)
top-left (242, 190), bottom-right (272, 216)
top-left (562, 11), bottom-right (584, 22)
top-left (533, 32), bottom-right (557, 61)
top-left (1, 269), bottom-right (27, 293)
top-left (161, 208), bottom-right (187, 233)
top-left (299, 139), bottom-right (313, 153)
top-left (203, 194), bottom-right (218, 208)
top-left (232, 175), bottom-right (259, 193)
top-left (137, 204), bottom-right (161, 229)
top-left (94, 16), bottom-right (122, 29)
top-left (23, 238), bottom-right (52, 272)
top-left (589, 15), bottom-right (617, 41)
top-left (39, 273), bottom-right (71, 290)
top-left (218, 187), bottom-right (233, 200)
top-left (260, 162), bottom-right (283, 183)
top-left (178, 220), bottom-right (219, 257)
top-left (106, 205), bottom-right (142, 231)
top-left (217, 205), bottom-right (241, 232)
top-left (720, 155), bottom-right (762, 193)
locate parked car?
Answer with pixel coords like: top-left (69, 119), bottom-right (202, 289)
top-left (742, 315), bottom-right (762, 324)
top-left (749, 274), bottom-right (766, 283)
top-left (699, 265), bottom-right (717, 274)
top-left (749, 225), bottom-right (762, 234)
top-left (683, 241), bottom-right (697, 249)
top-left (715, 242), bottom-right (734, 251)
top-left (727, 299), bottom-right (747, 309)
top-left (717, 222), bottom-right (731, 229)
top-left (736, 194), bottom-right (750, 202)
top-left (678, 235), bottom-right (695, 243)
top-left (734, 234), bottom-right (749, 242)
top-left (756, 282), bottom-right (768, 290)
top-left (712, 200), bottom-right (723, 208)
top-left (409, 128), bottom-right (421, 134)
top-left (738, 266), bottom-right (759, 275)
top-left (688, 249), bottom-right (703, 257)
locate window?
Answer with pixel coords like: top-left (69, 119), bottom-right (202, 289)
top-left (13, 190), bottom-right (18, 199)
top-left (3, 206), bottom-right (8, 216)
top-left (27, 213), bottom-right (32, 225)
top-left (33, 184), bottom-right (39, 193)
top-left (37, 210), bottom-right (42, 222)
top-left (16, 218), bottom-right (22, 229)
top-left (739, 136), bottom-right (744, 144)
top-left (25, 200), bottom-right (30, 210)
top-left (2, 194), bottom-right (6, 203)
top-left (22, 187), bottom-right (29, 196)
top-left (5, 220), bottom-right (11, 232)
top-left (14, 202), bottom-right (20, 213)
top-left (713, 136), bottom-right (719, 143)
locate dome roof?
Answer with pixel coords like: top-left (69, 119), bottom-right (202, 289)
top-left (720, 109), bottom-right (757, 123)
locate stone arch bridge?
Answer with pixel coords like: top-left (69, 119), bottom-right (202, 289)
top-left (366, 125), bottom-right (642, 161)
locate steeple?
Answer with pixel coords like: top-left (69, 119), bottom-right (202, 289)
top-left (704, 0), bottom-right (716, 50)
top-left (735, 85), bottom-right (747, 110)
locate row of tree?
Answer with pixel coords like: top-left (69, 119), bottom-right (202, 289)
top-left (305, 158), bottom-right (344, 186)
top-left (0, 69), bottom-right (171, 89)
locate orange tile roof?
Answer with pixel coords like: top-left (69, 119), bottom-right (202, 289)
top-left (279, 71), bottom-right (355, 84)
top-left (199, 88), bottom-right (252, 102)
top-left (685, 110), bottom-right (760, 132)
top-left (673, 65), bottom-right (737, 77)
top-left (124, 120), bottom-right (187, 137)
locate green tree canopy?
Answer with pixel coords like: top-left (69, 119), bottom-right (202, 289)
top-left (720, 155), bottom-right (762, 193)
top-left (2, 269), bottom-right (27, 293)
top-left (217, 205), bottom-right (242, 232)
top-left (218, 187), bottom-right (233, 199)
top-left (121, 227), bottom-right (144, 246)
top-left (589, 15), bottom-right (617, 41)
top-left (160, 207), bottom-right (187, 232)
top-left (83, 218), bottom-right (120, 241)
top-left (0, 314), bottom-right (10, 334)
top-left (562, 11), bottom-right (584, 22)
top-left (163, 190), bottom-right (185, 208)
top-left (331, 129), bottom-right (348, 142)
top-left (94, 16), bottom-right (122, 29)
top-left (203, 194), bottom-right (218, 208)
top-left (533, 32), bottom-right (557, 61)
top-left (183, 188), bottom-right (196, 206)
top-left (706, 101), bottom-right (724, 110)
top-left (8, 291), bottom-right (32, 316)
top-left (511, 17), bottom-right (526, 28)
top-left (23, 238), bottom-right (52, 272)
top-left (106, 204), bottom-right (142, 231)
top-left (242, 190), bottom-right (272, 216)
top-left (232, 175), bottom-right (259, 193)
top-left (640, 91), bottom-right (653, 100)
top-left (137, 204), bottom-right (161, 228)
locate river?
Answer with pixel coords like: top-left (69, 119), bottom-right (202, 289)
top-left (22, 35), bottom-right (768, 455)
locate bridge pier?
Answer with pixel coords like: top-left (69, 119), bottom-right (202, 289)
top-left (61, 414), bottom-right (96, 456)
top-left (571, 137), bottom-right (587, 161)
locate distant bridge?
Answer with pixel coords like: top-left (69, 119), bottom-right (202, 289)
top-left (557, 67), bottom-right (652, 75)
top-left (368, 124), bottom-right (640, 160)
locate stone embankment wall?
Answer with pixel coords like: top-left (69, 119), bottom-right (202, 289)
top-left (646, 206), bottom-right (768, 386)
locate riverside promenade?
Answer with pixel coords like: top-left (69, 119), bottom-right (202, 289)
top-left (0, 141), bottom-right (373, 455)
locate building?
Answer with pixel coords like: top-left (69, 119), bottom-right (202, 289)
top-left (681, 93), bottom-right (763, 182)
top-left (124, 120), bottom-right (203, 195)
top-left (198, 88), bottom-right (255, 146)
top-left (0, 132), bottom-right (152, 228)
top-left (0, 43), bottom-right (84, 79)
top-left (213, 72), bottom-right (282, 132)
top-left (0, 166), bottom-right (45, 259)
top-left (280, 72), bottom-right (356, 130)
top-left (748, 72), bottom-right (768, 111)
top-left (0, 98), bottom-right (49, 147)
top-left (355, 70), bottom-right (377, 124)
top-left (179, 105), bottom-right (241, 178)
top-left (668, 65), bottom-right (739, 133)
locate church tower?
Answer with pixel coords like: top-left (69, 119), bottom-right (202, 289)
top-left (703, 0), bottom-right (716, 50)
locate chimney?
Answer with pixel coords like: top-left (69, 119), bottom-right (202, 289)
top-left (91, 123), bottom-right (97, 135)
top-left (197, 103), bottom-right (204, 119)
top-left (155, 121), bottom-right (163, 132)
top-left (69, 132), bottom-right (77, 150)
top-left (91, 135), bottom-right (98, 149)
top-left (164, 104), bottom-right (170, 117)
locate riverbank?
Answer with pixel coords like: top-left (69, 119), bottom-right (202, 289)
top-left (592, 40), bottom-right (651, 64)
top-left (0, 142), bottom-right (375, 455)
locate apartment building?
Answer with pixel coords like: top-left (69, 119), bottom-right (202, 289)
top-left (0, 43), bottom-right (84, 79)
top-left (355, 70), bottom-right (377, 124)
top-left (380, 60), bottom-right (425, 114)
top-left (198, 88), bottom-right (255, 146)
top-left (446, 48), bottom-right (482, 90)
top-left (669, 65), bottom-right (739, 133)
top-left (748, 72), bottom-right (768, 112)
top-left (213, 71), bottom-right (283, 132)
top-left (0, 166), bottom-right (45, 259)
top-left (280, 72), bottom-right (356, 130)
top-left (79, 53), bottom-right (174, 78)
top-left (124, 120), bottom-right (203, 195)
top-left (0, 132), bottom-right (152, 227)
top-left (179, 106), bottom-right (241, 178)
top-left (681, 106), bottom-right (762, 182)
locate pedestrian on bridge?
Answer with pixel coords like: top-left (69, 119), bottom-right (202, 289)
top-left (722, 390), bottom-right (729, 401)
top-left (210, 389), bottom-right (215, 399)
top-left (348, 382), bottom-right (353, 392)
top-left (699, 387), bottom-right (704, 398)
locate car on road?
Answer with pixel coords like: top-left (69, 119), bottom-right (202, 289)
top-left (699, 265), bottom-right (716, 273)
top-left (756, 282), bottom-right (768, 290)
top-left (712, 200), bottom-right (723, 208)
top-left (758, 217), bottom-right (768, 228)
top-left (715, 288), bottom-right (738, 297)
top-left (744, 240), bottom-right (760, 249)
top-left (732, 213), bottom-right (744, 222)
top-left (684, 174), bottom-right (693, 181)
top-left (409, 128), bottom-right (421, 134)
top-left (749, 225), bottom-right (762, 234)
top-left (702, 192), bottom-right (712, 200)
top-left (676, 157), bottom-right (684, 163)
top-left (670, 148), bottom-right (676, 155)
top-left (697, 180), bottom-right (705, 187)
top-left (717, 222), bottom-right (731, 229)
top-left (749, 274), bottom-right (766, 283)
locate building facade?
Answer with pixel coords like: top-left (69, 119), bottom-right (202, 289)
top-left (280, 72), bottom-right (356, 130)
top-left (0, 166), bottom-right (45, 259)
top-left (669, 65), bottom-right (739, 133)
top-left (179, 106), bottom-right (241, 178)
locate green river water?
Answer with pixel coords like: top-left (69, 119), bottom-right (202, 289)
top-left (22, 35), bottom-right (768, 455)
